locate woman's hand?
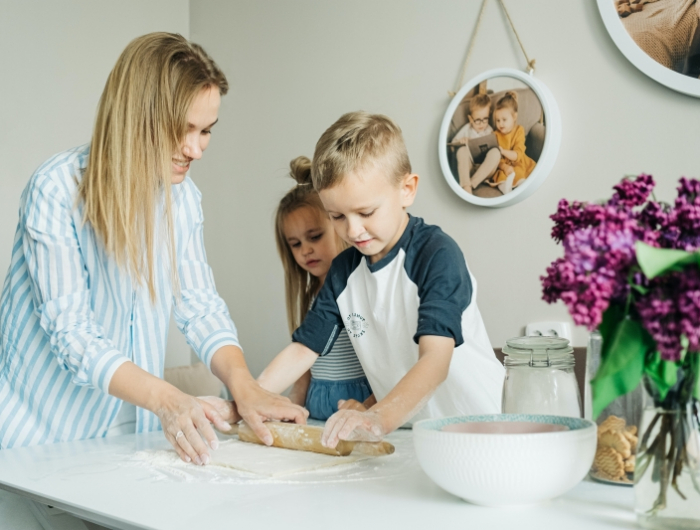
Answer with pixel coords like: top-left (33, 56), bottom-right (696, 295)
top-left (155, 390), bottom-right (232, 465)
top-left (232, 380), bottom-right (309, 445)
top-left (197, 395), bottom-right (240, 433)
top-left (321, 409), bottom-right (385, 449)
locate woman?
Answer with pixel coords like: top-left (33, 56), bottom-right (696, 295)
top-left (0, 32), bottom-right (307, 468)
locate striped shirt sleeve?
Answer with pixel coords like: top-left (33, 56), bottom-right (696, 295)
top-left (22, 173), bottom-right (130, 393)
top-left (172, 184), bottom-right (240, 368)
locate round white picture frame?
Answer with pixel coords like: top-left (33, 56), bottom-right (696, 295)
top-left (438, 68), bottom-right (561, 208)
top-left (598, 0), bottom-right (700, 98)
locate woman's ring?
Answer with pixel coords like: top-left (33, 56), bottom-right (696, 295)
top-left (175, 430), bottom-right (184, 440)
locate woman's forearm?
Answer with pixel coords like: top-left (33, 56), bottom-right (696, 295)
top-left (257, 342), bottom-right (319, 395)
top-left (108, 361), bottom-right (179, 412)
top-left (210, 344), bottom-right (256, 395)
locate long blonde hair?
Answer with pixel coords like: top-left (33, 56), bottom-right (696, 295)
top-left (79, 32), bottom-right (228, 302)
top-left (275, 156), bottom-right (346, 334)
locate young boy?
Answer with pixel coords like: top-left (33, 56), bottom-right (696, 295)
top-left (451, 93), bottom-right (501, 194)
top-left (258, 111), bottom-right (504, 448)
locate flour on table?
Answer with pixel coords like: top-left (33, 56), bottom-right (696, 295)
top-left (209, 439), bottom-right (369, 477)
top-left (125, 428), bottom-right (414, 485)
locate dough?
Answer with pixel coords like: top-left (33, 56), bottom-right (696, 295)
top-left (209, 439), bottom-right (369, 477)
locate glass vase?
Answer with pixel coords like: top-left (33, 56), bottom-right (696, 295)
top-left (587, 330), bottom-right (644, 485)
top-left (634, 369), bottom-right (700, 529)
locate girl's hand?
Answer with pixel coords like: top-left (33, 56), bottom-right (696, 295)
top-left (321, 409), bottom-right (385, 449)
top-left (233, 381), bottom-right (309, 445)
top-left (156, 390), bottom-right (232, 465)
top-left (337, 399), bottom-right (368, 412)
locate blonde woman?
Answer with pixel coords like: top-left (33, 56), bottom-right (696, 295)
top-left (0, 33), bottom-right (307, 464)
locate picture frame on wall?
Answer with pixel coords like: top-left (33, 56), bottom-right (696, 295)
top-left (598, 0), bottom-right (700, 98)
top-left (438, 68), bottom-right (561, 208)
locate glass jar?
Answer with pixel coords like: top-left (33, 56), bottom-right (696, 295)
top-left (501, 336), bottom-right (581, 418)
top-left (587, 330), bottom-right (644, 486)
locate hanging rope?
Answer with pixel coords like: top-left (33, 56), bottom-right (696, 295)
top-left (497, 0), bottom-right (536, 74)
top-left (449, 0), bottom-right (490, 97)
top-left (449, 0), bottom-right (536, 97)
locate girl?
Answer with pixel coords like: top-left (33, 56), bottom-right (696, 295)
top-left (0, 32), bottom-right (306, 461)
top-left (488, 91), bottom-right (537, 195)
top-left (273, 156), bottom-right (374, 420)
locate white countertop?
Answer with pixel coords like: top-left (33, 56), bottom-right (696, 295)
top-left (0, 430), bottom-right (636, 530)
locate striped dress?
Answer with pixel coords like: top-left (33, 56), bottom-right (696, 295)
top-left (309, 329), bottom-right (365, 381)
top-left (0, 145), bottom-right (240, 449)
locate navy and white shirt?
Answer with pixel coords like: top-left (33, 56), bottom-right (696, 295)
top-left (0, 145), bottom-right (240, 448)
top-left (293, 215), bottom-right (503, 422)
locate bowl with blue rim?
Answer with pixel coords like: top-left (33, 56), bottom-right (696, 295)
top-left (413, 414), bottom-right (596, 507)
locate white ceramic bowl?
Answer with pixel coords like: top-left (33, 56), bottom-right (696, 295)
top-left (413, 414), bottom-right (596, 507)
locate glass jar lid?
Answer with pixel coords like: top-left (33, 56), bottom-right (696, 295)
top-left (502, 336), bottom-right (574, 366)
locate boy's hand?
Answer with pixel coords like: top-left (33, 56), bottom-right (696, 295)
top-left (321, 410), bottom-right (385, 448)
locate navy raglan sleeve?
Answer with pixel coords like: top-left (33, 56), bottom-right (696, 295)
top-left (410, 233), bottom-right (472, 347)
top-left (291, 252), bottom-right (352, 356)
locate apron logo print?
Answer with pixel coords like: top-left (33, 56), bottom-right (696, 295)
top-left (346, 312), bottom-right (368, 338)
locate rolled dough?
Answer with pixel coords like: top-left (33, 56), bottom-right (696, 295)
top-left (210, 439), bottom-right (369, 477)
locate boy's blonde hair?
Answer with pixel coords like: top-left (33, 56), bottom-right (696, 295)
top-left (79, 32), bottom-right (228, 302)
top-left (311, 111), bottom-right (411, 191)
top-left (275, 156), bottom-right (347, 334)
top-left (469, 93), bottom-right (491, 114)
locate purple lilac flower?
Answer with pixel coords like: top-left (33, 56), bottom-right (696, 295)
top-left (666, 177), bottom-right (700, 251)
top-left (637, 268), bottom-right (700, 360)
top-left (541, 222), bottom-right (638, 329)
top-left (610, 174), bottom-right (655, 208)
top-left (543, 174), bottom-right (700, 358)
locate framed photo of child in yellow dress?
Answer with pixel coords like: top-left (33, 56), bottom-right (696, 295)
top-left (439, 68), bottom-right (561, 208)
top-left (598, 0), bottom-right (700, 98)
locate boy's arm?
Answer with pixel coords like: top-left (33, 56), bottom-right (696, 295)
top-left (257, 342), bottom-right (319, 395)
top-left (321, 335), bottom-right (454, 448)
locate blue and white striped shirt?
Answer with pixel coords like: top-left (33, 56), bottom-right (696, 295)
top-left (0, 145), bottom-right (240, 448)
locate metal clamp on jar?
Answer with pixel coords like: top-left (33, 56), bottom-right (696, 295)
top-left (501, 336), bottom-right (581, 418)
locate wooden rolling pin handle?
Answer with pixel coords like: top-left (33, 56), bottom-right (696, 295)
top-left (238, 421), bottom-right (355, 456)
top-left (353, 441), bottom-right (395, 456)
top-left (220, 421), bottom-right (396, 457)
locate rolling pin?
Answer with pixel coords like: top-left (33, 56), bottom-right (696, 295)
top-left (223, 421), bottom-right (395, 457)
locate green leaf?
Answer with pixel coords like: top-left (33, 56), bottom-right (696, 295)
top-left (643, 351), bottom-right (678, 402)
top-left (631, 284), bottom-right (649, 295)
top-left (635, 242), bottom-right (700, 279)
top-left (592, 316), bottom-right (650, 418)
top-left (690, 353), bottom-right (700, 401)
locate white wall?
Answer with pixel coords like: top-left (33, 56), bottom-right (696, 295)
top-left (189, 0), bottom-right (699, 377)
top-left (2, 1), bottom-right (697, 378)
top-left (0, 0), bottom-right (193, 367)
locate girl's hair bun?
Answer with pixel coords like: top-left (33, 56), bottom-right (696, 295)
top-left (495, 90), bottom-right (519, 112)
top-left (289, 156), bottom-right (313, 185)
